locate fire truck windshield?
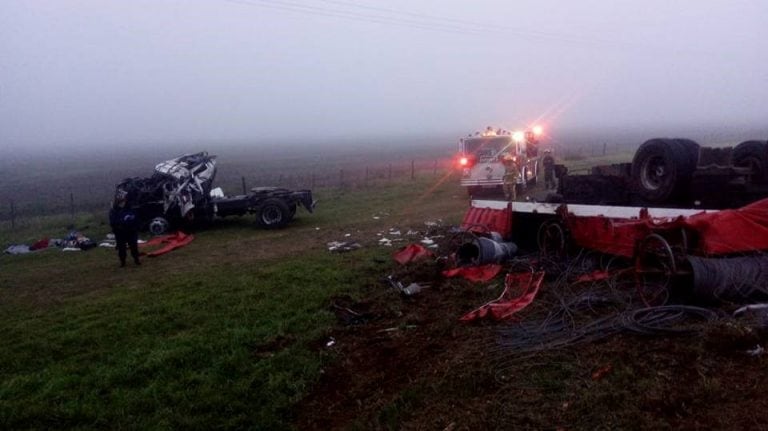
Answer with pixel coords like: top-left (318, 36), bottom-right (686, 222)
top-left (463, 136), bottom-right (512, 157)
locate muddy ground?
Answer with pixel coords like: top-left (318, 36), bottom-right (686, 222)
top-left (295, 238), bottom-right (768, 430)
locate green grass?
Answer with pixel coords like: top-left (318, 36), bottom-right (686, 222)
top-left (0, 250), bottom-right (387, 429)
top-left (0, 174), bottom-right (467, 429)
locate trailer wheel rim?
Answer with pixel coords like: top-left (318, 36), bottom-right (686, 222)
top-left (261, 206), bottom-right (283, 225)
top-left (639, 155), bottom-right (668, 191)
top-left (635, 233), bottom-right (676, 306)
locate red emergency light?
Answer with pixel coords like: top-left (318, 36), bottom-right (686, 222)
top-left (457, 154), bottom-right (475, 168)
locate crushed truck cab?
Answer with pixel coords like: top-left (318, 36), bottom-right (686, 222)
top-left (115, 152), bottom-right (314, 234)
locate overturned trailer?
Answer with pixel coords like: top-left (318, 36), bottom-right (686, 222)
top-left (458, 137), bottom-right (768, 304)
top-left (116, 152), bottom-right (314, 234)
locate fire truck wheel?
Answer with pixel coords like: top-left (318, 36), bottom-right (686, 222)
top-left (256, 198), bottom-right (290, 229)
top-left (631, 138), bottom-right (693, 204)
top-left (733, 140), bottom-right (768, 184)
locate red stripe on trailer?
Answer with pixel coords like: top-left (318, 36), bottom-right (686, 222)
top-left (461, 204), bottom-right (512, 238)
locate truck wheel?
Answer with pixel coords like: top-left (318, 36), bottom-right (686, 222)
top-left (672, 138), bottom-right (700, 172)
top-left (733, 140), bottom-right (768, 184)
top-left (149, 217), bottom-right (170, 236)
top-left (256, 198), bottom-right (290, 229)
top-left (631, 139), bottom-right (693, 204)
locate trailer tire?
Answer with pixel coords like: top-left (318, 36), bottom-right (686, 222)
top-left (733, 140), bottom-right (768, 184)
top-left (672, 138), bottom-right (700, 172)
top-left (256, 198), bottom-right (290, 229)
top-left (631, 139), bottom-right (693, 204)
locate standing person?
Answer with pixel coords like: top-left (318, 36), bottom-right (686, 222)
top-left (543, 149), bottom-right (556, 190)
top-left (501, 154), bottom-right (519, 201)
top-left (109, 192), bottom-right (141, 267)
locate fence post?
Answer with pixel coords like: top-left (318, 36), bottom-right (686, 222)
top-left (411, 160), bottom-right (415, 180)
top-left (241, 176), bottom-right (247, 194)
top-left (10, 200), bottom-right (15, 230)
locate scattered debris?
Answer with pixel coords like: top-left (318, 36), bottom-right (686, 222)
top-left (442, 265), bottom-right (502, 283)
top-left (4, 245), bottom-right (31, 255)
top-left (393, 243), bottom-right (434, 265)
top-left (140, 231), bottom-right (194, 257)
top-left (591, 364), bottom-right (613, 381)
top-left (384, 275), bottom-right (431, 297)
top-left (460, 271), bottom-right (545, 322)
top-left (327, 241), bottom-right (362, 253)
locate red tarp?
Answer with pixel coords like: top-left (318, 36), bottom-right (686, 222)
top-left (565, 198), bottom-right (768, 257)
top-left (460, 271), bottom-right (546, 322)
top-left (393, 243), bottom-right (434, 265)
top-left (140, 231), bottom-right (194, 257)
top-left (442, 264), bottom-right (503, 282)
top-left (461, 205), bottom-right (512, 238)
top-left (29, 238), bottom-right (50, 251)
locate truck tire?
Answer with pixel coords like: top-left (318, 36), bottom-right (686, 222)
top-left (631, 139), bottom-right (694, 204)
top-left (672, 138), bottom-right (700, 172)
top-left (733, 140), bottom-right (768, 184)
top-left (149, 217), bottom-right (170, 236)
top-left (256, 198), bottom-right (290, 229)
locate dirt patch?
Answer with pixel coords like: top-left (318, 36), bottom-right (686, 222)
top-left (295, 254), bottom-right (768, 430)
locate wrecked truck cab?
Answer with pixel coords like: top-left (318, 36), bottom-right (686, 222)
top-left (114, 152), bottom-right (314, 234)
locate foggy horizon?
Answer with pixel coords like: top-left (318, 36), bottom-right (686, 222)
top-left (2, 1), bottom-right (767, 154)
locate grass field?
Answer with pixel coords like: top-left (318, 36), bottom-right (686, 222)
top-left (0, 173), bottom-right (467, 429)
top-left (5, 149), bottom-right (768, 429)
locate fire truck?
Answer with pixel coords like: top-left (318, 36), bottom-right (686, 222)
top-left (457, 126), bottom-right (544, 197)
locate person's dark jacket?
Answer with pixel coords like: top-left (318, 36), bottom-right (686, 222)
top-left (109, 207), bottom-right (139, 233)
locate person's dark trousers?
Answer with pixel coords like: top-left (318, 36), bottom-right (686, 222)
top-left (115, 230), bottom-right (140, 266)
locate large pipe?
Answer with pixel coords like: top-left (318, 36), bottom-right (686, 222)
top-left (457, 233), bottom-right (517, 266)
top-left (688, 255), bottom-right (768, 302)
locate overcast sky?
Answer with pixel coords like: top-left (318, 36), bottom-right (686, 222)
top-left (1, 0), bottom-right (767, 152)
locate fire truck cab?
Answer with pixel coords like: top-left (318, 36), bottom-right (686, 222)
top-left (458, 126), bottom-right (543, 197)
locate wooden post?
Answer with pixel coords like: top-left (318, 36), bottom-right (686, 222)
top-left (10, 200), bottom-right (15, 230)
top-left (241, 176), bottom-right (247, 194)
top-left (411, 160), bottom-right (415, 179)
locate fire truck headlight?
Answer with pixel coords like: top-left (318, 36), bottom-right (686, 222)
top-left (459, 157), bottom-right (469, 166)
top-left (532, 125), bottom-right (543, 136)
top-left (512, 131), bottom-right (525, 143)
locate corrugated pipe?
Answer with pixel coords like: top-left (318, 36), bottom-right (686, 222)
top-left (456, 232), bottom-right (518, 266)
top-left (688, 255), bottom-right (768, 302)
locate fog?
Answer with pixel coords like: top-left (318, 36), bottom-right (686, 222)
top-left (2, 0), bottom-right (767, 155)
